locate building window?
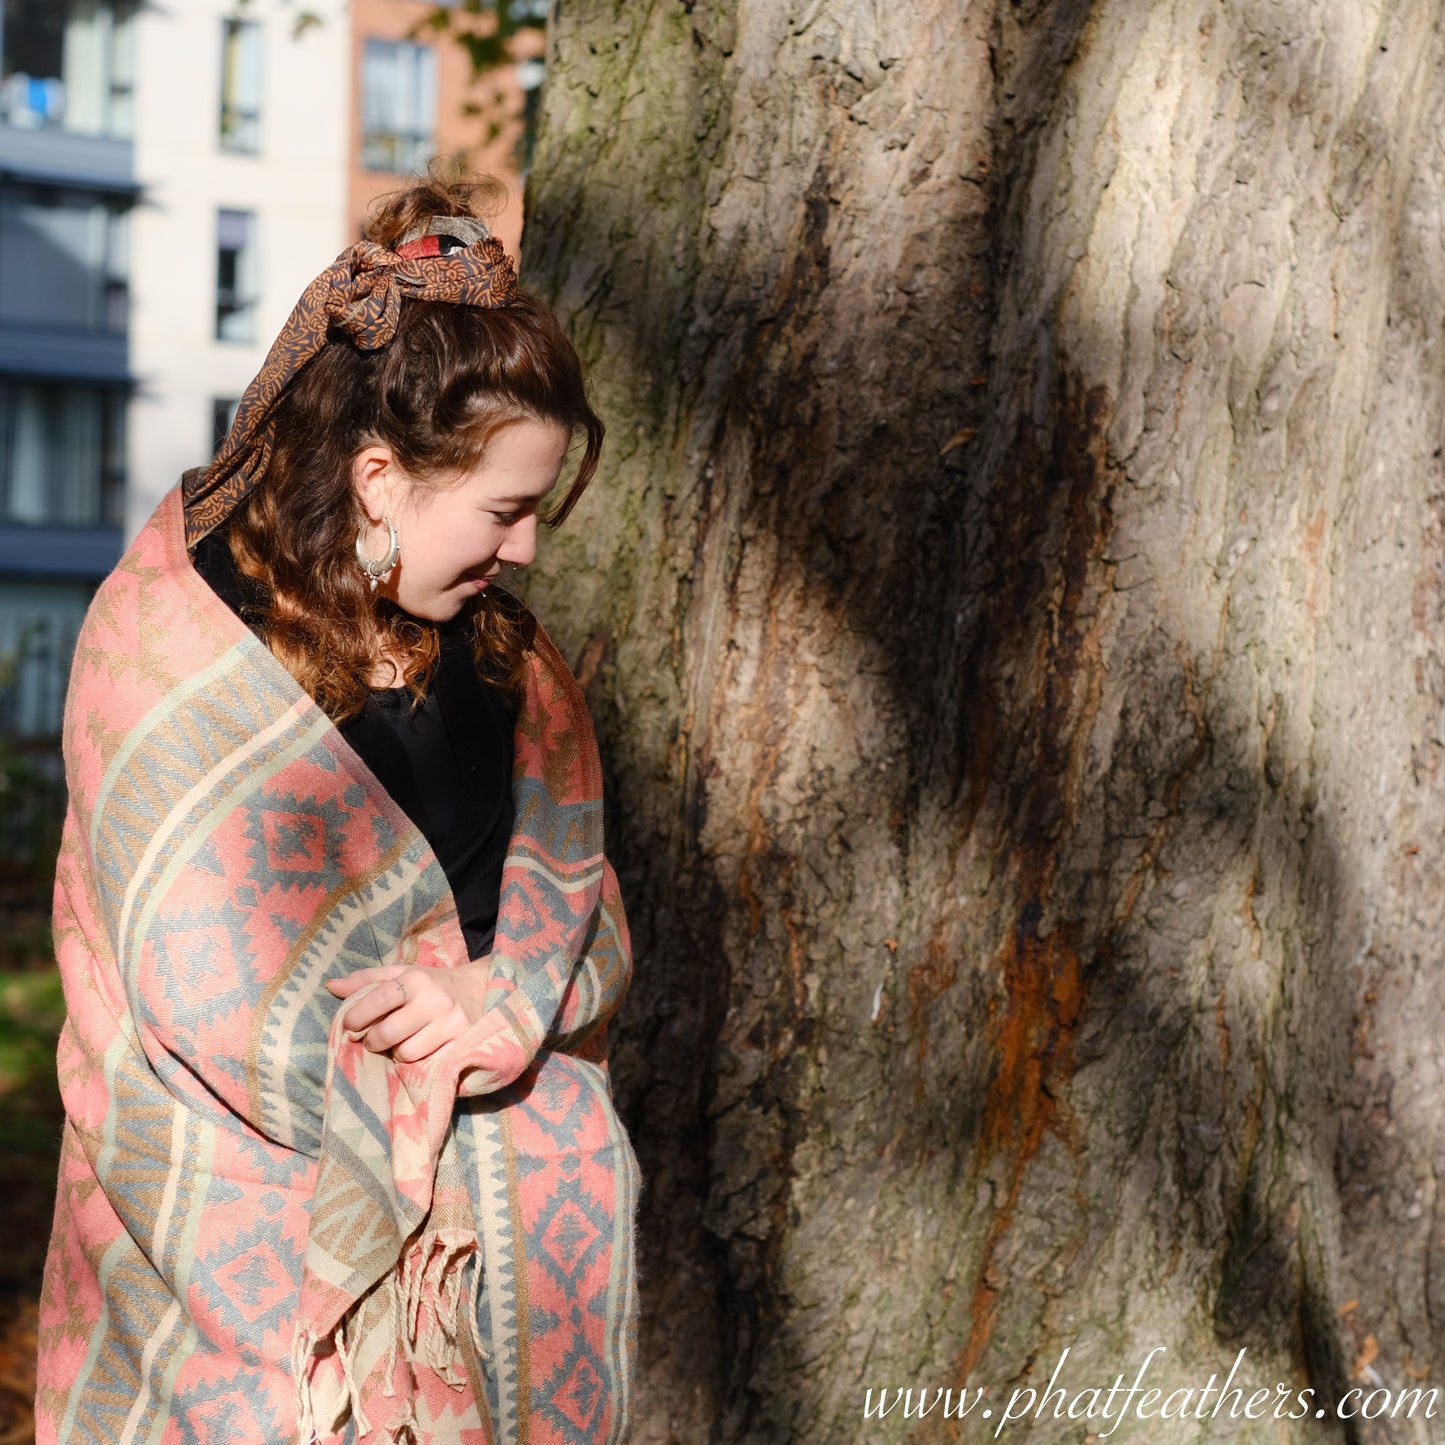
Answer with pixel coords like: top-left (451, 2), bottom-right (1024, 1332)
top-left (219, 18), bottom-right (262, 153)
top-left (0, 381), bottom-right (125, 529)
top-left (0, 0), bottom-right (137, 138)
top-left (211, 397), bottom-right (240, 455)
top-left (0, 580), bottom-right (93, 738)
top-left (361, 38), bottom-right (437, 174)
top-left (216, 208), bottom-right (258, 343)
top-left (0, 183), bottom-right (129, 332)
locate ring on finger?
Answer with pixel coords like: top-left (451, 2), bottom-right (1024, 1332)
top-left (397, 978), bottom-right (408, 1003)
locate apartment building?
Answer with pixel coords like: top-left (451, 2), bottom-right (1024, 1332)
top-left (0, 0), bottom-right (138, 738)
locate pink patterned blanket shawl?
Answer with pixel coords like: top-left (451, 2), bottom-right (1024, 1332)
top-left (36, 486), bottom-right (641, 1445)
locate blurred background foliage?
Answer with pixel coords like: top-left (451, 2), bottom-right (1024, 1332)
top-left (0, 721), bottom-right (66, 1440)
top-left (418, 0), bottom-right (545, 77)
top-left (419, 0), bottom-right (547, 165)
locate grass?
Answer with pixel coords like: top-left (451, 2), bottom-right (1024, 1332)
top-left (0, 743), bottom-right (64, 1445)
top-left (0, 966), bottom-right (65, 1154)
top-left (0, 917), bottom-right (61, 1445)
top-left (0, 961), bottom-right (59, 1445)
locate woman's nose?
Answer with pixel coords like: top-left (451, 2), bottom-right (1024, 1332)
top-left (498, 515), bottom-right (538, 568)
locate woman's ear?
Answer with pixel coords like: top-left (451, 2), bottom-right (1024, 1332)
top-left (351, 445), bottom-right (397, 521)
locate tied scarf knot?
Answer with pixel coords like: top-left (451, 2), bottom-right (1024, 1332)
top-left (183, 233), bottom-right (518, 547)
top-left (322, 238), bottom-right (517, 350)
top-left (324, 240), bottom-right (413, 350)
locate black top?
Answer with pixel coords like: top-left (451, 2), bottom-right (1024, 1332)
top-left (190, 527), bottom-right (517, 960)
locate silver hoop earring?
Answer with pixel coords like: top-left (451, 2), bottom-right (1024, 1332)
top-left (356, 515), bottom-right (401, 591)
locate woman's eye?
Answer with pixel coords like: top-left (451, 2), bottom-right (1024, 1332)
top-left (492, 511), bottom-right (518, 525)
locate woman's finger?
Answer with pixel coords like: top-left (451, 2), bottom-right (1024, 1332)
top-left (357, 1000), bottom-right (424, 1052)
top-left (341, 975), bottom-right (413, 1033)
top-left (326, 966), bottom-right (401, 1000)
top-left (355, 975), bottom-right (456, 1051)
top-left (391, 1018), bottom-right (458, 1064)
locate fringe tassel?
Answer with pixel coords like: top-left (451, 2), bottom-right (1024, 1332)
top-left (430, 1243), bottom-right (466, 1383)
top-left (401, 1242), bottom-right (427, 1367)
top-left (386, 1405), bottom-right (420, 1445)
top-left (399, 1232), bottom-right (477, 1387)
top-left (336, 1309), bottom-right (374, 1436)
top-left (292, 1229), bottom-right (483, 1442)
top-left (381, 1271), bottom-right (401, 1398)
top-left (291, 1329), bottom-right (317, 1445)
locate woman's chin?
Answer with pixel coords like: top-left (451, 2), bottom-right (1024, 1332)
top-left (389, 592), bottom-right (467, 624)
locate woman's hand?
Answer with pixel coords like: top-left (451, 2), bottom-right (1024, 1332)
top-left (325, 962), bottom-right (491, 1063)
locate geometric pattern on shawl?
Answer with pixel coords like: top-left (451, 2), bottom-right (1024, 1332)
top-left (35, 484), bottom-right (640, 1445)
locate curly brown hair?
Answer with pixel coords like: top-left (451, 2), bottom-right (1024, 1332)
top-left (223, 166), bottom-right (603, 722)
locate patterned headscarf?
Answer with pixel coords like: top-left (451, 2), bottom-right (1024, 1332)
top-left (182, 220), bottom-right (518, 546)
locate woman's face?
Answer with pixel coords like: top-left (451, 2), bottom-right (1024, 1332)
top-left (353, 417), bottom-right (571, 622)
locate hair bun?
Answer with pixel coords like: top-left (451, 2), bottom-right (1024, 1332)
top-left (364, 158), bottom-right (508, 251)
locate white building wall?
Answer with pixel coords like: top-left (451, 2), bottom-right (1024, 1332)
top-left (126, 0), bottom-right (350, 536)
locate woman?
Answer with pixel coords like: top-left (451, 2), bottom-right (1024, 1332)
top-left (35, 174), bottom-right (640, 1445)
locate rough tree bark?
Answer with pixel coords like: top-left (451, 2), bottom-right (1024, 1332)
top-left (517, 1), bottom-right (1445, 1440)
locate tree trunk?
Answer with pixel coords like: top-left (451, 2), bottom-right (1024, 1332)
top-left (520, 1), bottom-right (1445, 1439)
